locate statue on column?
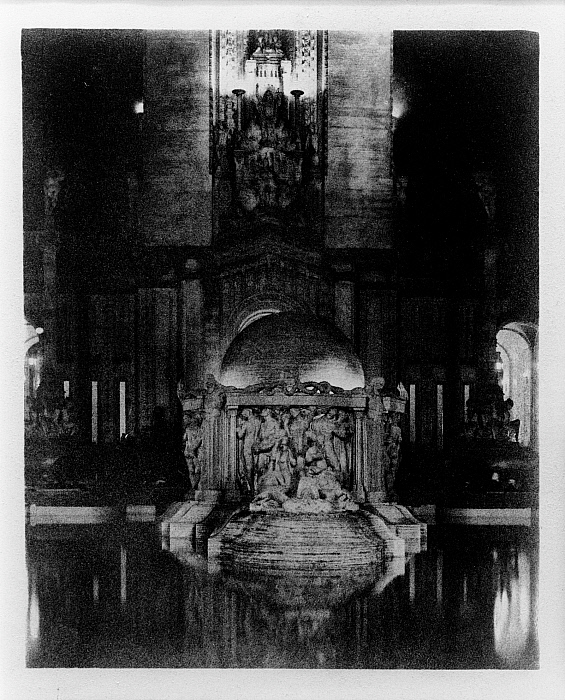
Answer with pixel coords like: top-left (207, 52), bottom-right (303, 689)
top-left (182, 411), bottom-right (203, 490)
top-left (201, 374), bottom-right (226, 492)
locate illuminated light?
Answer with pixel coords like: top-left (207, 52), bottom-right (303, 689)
top-left (392, 96), bottom-right (406, 119)
top-left (28, 357), bottom-right (37, 367)
top-left (409, 384), bottom-right (416, 443)
top-left (119, 381), bottom-right (126, 437)
top-left (28, 574), bottom-right (40, 640)
top-left (392, 79), bottom-right (408, 119)
top-left (93, 575), bottom-right (99, 603)
top-left (63, 380), bottom-right (70, 398)
top-left (35, 327), bottom-right (44, 335)
top-left (464, 384), bottom-right (470, 421)
top-left (91, 381), bottom-right (98, 443)
top-left (494, 552), bottom-right (531, 665)
top-left (436, 384), bottom-right (444, 449)
top-left (120, 546), bottom-right (127, 603)
top-left (436, 551), bottom-right (443, 605)
top-left (133, 100), bottom-right (144, 114)
top-left (408, 556), bottom-right (416, 602)
top-left (495, 361), bottom-right (503, 371)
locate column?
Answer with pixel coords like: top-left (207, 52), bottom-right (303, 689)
top-left (353, 408), bottom-right (367, 502)
top-left (365, 385), bottom-right (387, 504)
top-left (181, 265), bottom-right (204, 387)
top-left (225, 406), bottom-right (239, 501)
top-left (334, 276), bottom-right (355, 342)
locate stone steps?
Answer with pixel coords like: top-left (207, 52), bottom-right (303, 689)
top-left (208, 511), bottom-right (388, 572)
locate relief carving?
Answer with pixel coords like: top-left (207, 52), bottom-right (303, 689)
top-left (233, 403), bottom-right (356, 510)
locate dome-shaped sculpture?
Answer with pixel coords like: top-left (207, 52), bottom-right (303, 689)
top-left (219, 312), bottom-right (365, 390)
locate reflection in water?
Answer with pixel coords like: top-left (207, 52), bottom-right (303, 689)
top-left (494, 550), bottom-right (532, 665)
top-left (120, 546), bottom-right (127, 604)
top-left (28, 568), bottom-right (40, 640)
top-left (25, 524), bottom-right (538, 669)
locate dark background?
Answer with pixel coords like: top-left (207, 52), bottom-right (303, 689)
top-left (21, 29), bottom-right (538, 319)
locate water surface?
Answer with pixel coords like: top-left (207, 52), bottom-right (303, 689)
top-left (26, 523), bottom-right (538, 669)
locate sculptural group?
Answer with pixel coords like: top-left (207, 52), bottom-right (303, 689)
top-left (236, 405), bottom-right (358, 513)
top-left (178, 375), bottom-right (405, 506)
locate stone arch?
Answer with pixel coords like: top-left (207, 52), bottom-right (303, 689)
top-left (24, 320), bottom-right (43, 421)
top-left (220, 292), bottom-right (311, 361)
top-left (496, 321), bottom-right (537, 447)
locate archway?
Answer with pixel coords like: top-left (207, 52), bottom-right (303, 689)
top-left (24, 321), bottom-right (43, 421)
top-left (496, 322), bottom-right (537, 447)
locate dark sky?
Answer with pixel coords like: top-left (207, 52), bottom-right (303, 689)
top-left (393, 31), bottom-right (538, 173)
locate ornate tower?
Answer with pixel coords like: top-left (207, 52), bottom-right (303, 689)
top-left (210, 30), bottom-right (327, 247)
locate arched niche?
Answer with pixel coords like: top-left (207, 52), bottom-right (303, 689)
top-left (496, 322), bottom-right (537, 447)
top-left (24, 321), bottom-right (43, 420)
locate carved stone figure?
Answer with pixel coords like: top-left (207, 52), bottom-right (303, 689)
top-left (59, 397), bottom-right (78, 437)
top-left (494, 397), bottom-right (521, 442)
top-left (203, 374), bottom-right (225, 414)
top-left (201, 374), bottom-right (226, 491)
top-left (250, 439), bottom-right (294, 511)
top-left (182, 411), bottom-right (203, 490)
top-left (310, 408), bottom-right (350, 480)
top-left (252, 407), bottom-right (286, 479)
top-left (465, 384), bottom-right (520, 444)
top-left (33, 370), bottom-right (66, 438)
top-left (287, 407), bottom-right (312, 459)
top-left (334, 409), bottom-right (352, 476)
top-left (505, 400), bottom-right (521, 443)
top-left (44, 169), bottom-right (65, 215)
top-left (236, 408), bottom-right (261, 493)
top-left (286, 434), bottom-right (358, 512)
top-left (271, 436), bottom-right (296, 487)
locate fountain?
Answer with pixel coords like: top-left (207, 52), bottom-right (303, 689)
top-left (161, 313), bottom-right (424, 567)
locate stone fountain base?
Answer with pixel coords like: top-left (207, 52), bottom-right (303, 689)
top-left (207, 510), bottom-right (392, 573)
top-left (159, 500), bottom-right (424, 562)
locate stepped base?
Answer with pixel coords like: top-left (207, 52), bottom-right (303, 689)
top-left (365, 503), bottom-right (426, 553)
top-left (160, 500), bottom-right (425, 564)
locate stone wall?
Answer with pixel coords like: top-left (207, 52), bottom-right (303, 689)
top-left (137, 288), bottom-right (179, 428)
top-left (326, 32), bottom-right (394, 248)
top-left (141, 31), bottom-right (211, 246)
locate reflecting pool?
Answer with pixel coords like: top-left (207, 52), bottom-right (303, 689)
top-left (26, 523), bottom-right (538, 669)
